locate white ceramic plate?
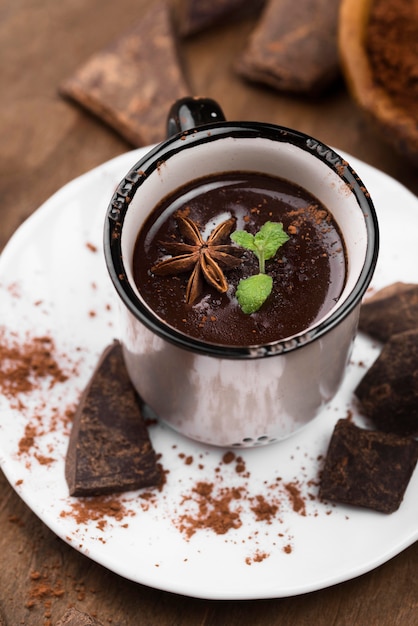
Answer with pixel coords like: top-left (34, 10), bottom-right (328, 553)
top-left (0, 147), bottom-right (417, 600)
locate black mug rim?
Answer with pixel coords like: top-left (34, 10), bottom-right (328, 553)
top-left (104, 121), bottom-right (379, 359)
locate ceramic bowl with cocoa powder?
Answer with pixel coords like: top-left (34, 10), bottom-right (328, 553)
top-left (339, 0), bottom-right (418, 165)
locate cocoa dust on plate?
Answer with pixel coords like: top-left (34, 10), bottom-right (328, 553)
top-left (0, 327), bottom-right (78, 466)
top-left (0, 306), bottom-right (332, 568)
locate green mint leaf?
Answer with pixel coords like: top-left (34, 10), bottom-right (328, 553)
top-left (231, 221), bottom-right (289, 314)
top-left (235, 273), bottom-right (273, 314)
top-left (231, 221), bottom-right (289, 273)
top-left (230, 229), bottom-right (256, 251)
top-left (254, 221), bottom-right (289, 261)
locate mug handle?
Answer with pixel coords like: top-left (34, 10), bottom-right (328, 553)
top-left (166, 97), bottom-right (226, 137)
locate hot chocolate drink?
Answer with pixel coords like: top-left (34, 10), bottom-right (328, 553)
top-left (133, 171), bottom-right (347, 346)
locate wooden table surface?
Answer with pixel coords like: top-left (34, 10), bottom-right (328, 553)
top-left (1, 1), bottom-right (417, 624)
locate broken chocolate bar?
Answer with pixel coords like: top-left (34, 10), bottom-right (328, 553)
top-left (172, 0), bottom-right (265, 36)
top-left (236, 0), bottom-right (341, 94)
top-left (60, 1), bottom-right (189, 146)
top-left (359, 282), bottom-right (418, 342)
top-left (56, 608), bottom-right (104, 626)
top-left (355, 329), bottom-right (418, 437)
top-left (65, 341), bottom-right (161, 496)
top-left (319, 419), bottom-right (418, 514)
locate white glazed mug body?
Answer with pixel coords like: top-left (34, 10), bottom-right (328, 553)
top-left (104, 99), bottom-right (379, 447)
top-left (122, 306), bottom-right (359, 446)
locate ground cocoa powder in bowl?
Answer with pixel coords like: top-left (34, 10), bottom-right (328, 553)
top-left (366, 0), bottom-right (418, 121)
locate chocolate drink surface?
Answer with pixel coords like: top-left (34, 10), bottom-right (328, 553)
top-left (133, 172), bottom-right (347, 346)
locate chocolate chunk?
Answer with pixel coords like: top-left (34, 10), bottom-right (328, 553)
top-left (60, 1), bottom-right (189, 146)
top-left (359, 282), bottom-right (418, 342)
top-left (236, 0), bottom-right (341, 94)
top-left (319, 419), bottom-right (418, 513)
top-left (173, 0), bottom-right (265, 36)
top-left (65, 341), bottom-right (161, 496)
top-left (355, 329), bottom-right (418, 436)
top-left (56, 608), bottom-right (104, 626)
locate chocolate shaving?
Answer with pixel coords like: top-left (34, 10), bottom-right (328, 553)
top-left (359, 282), bottom-right (418, 342)
top-left (236, 0), bottom-right (341, 95)
top-left (173, 0), bottom-right (265, 36)
top-left (319, 419), bottom-right (418, 514)
top-left (355, 329), bottom-right (418, 437)
top-left (65, 341), bottom-right (161, 496)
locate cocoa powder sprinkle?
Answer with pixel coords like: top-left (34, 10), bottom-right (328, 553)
top-left (0, 326), bottom-right (325, 563)
top-left (178, 481), bottom-right (244, 538)
top-left (285, 482), bottom-right (307, 516)
top-left (60, 495), bottom-right (135, 528)
top-left (0, 327), bottom-right (77, 459)
top-left (0, 331), bottom-right (68, 401)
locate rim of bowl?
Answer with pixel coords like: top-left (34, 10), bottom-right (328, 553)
top-left (104, 122), bottom-right (379, 359)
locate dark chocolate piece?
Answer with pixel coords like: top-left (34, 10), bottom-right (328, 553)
top-left (173, 0), bottom-right (265, 36)
top-left (60, 1), bottom-right (189, 146)
top-left (355, 329), bottom-right (418, 436)
top-left (65, 341), bottom-right (161, 496)
top-left (359, 282), bottom-right (418, 342)
top-left (56, 608), bottom-right (104, 626)
top-left (319, 419), bottom-right (418, 513)
top-left (236, 0), bottom-right (341, 94)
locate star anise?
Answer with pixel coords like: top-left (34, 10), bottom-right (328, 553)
top-left (151, 215), bottom-right (243, 305)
